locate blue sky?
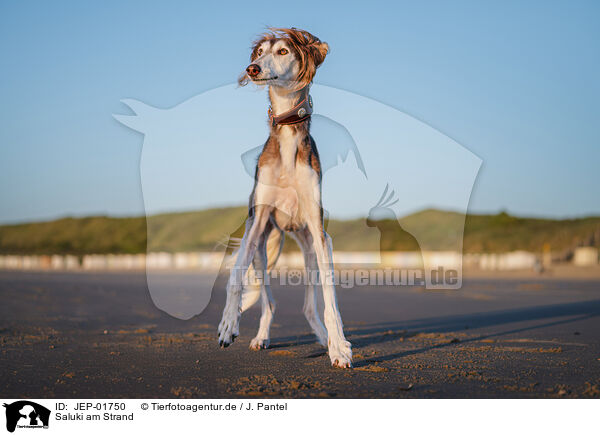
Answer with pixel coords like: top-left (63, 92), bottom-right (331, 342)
top-left (0, 0), bottom-right (599, 224)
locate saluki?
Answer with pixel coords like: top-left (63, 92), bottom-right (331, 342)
top-left (217, 28), bottom-right (352, 368)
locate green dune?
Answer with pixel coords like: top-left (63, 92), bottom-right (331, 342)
top-left (0, 207), bottom-right (598, 255)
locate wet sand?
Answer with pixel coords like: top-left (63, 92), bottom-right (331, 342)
top-left (1, 270), bottom-right (599, 398)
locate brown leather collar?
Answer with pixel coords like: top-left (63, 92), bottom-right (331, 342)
top-left (268, 94), bottom-right (313, 126)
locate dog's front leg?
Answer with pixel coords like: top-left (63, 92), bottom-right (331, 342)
top-left (218, 205), bottom-right (272, 347)
top-left (306, 222), bottom-right (352, 368)
top-left (249, 221), bottom-right (276, 350)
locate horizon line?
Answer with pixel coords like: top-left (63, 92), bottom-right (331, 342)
top-left (2, 205), bottom-right (600, 227)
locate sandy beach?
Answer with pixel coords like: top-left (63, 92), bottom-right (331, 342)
top-left (1, 269), bottom-right (599, 398)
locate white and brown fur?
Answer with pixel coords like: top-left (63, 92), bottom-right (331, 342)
top-left (218, 28), bottom-right (352, 368)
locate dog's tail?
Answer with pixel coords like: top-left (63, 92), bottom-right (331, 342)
top-left (240, 229), bottom-right (285, 312)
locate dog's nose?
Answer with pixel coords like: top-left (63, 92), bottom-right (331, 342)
top-left (246, 64), bottom-right (261, 77)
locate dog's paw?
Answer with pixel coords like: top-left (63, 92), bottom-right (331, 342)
top-left (218, 311), bottom-right (240, 348)
top-left (249, 337), bottom-right (270, 351)
top-left (328, 338), bottom-right (353, 369)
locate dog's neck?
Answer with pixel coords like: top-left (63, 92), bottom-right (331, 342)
top-left (268, 85), bottom-right (310, 120)
top-left (267, 85), bottom-right (310, 176)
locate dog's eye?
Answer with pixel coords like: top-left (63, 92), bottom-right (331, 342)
top-left (257, 48), bottom-right (263, 56)
top-left (277, 48), bottom-right (289, 55)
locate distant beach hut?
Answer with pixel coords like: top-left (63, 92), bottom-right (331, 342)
top-left (573, 247), bottom-right (598, 266)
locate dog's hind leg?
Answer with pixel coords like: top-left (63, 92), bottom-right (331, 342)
top-left (291, 229), bottom-right (327, 347)
top-left (249, 221), bottom-right (276, 350)
top-left (240, 275), bottom-right (261, 313)
top-left (218, 204), bottom-right (272, 347)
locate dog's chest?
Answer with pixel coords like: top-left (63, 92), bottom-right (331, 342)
top-left (256, 130), bottom-right (320, 231)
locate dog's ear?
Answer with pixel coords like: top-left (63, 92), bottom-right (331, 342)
top-left (313, 41), bottom-right (329, 68)
top-left (296, 40), bottom-right (328, 87)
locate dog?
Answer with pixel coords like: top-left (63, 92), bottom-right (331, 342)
top-left (217, 28), bottom-right (352, 368)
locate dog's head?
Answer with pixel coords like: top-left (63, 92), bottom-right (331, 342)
top-left (239, 28), bottom-right (329, 90)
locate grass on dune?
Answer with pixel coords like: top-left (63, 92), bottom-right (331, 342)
top-left (0, 207), bottom-right (598, 256)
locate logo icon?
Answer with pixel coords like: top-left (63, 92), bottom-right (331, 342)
top-left (3, 401), bottom-right (50, 433)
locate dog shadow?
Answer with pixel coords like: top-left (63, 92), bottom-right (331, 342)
top-left (268, 298), bottom-right (600, 367)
